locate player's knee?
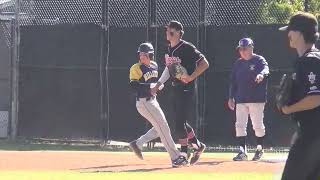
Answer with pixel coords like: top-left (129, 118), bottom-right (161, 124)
top-left (235, 122), bottom-right (247, 129)
top-left (254, 128), bottom-right (265, 137)
top-left (236, 128), bottom-right (247, 137)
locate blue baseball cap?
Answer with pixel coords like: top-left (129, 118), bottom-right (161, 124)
top-left (236, 38), bottom-right (254, 49)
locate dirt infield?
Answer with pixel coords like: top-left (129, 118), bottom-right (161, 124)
top-left (0, 151), bottom-right (285, 173)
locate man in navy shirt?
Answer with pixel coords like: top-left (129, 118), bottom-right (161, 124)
top-left (228, 38), bottom-right (269, 161)
top-left (279, 12), bottom-right (320, 180)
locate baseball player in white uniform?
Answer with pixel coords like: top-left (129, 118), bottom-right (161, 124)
top-left (128, 42), bottom-right (188, 167)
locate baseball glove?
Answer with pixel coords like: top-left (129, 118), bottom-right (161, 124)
top-left (275, 74), bottom-right (293, 112)
top-left (168, 63), bottom-right (187, 80)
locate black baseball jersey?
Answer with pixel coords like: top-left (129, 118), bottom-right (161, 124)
top-left (290, 47), bottom-right (320, 136)
top-left (165, 40), bottom-right (204, 90)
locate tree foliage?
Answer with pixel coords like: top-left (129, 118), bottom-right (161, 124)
top-left (257, 0), bottom-right (319, 24)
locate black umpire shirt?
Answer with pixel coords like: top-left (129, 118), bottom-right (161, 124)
top-left (290, 47), bottom-right (320, 137)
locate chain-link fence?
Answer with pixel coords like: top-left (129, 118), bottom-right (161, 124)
top-left (0, 0), bottom-right (314, 33)
top-left (109, 0), bottom-right (147, 27)
top-left (1, 0), bottom-right (316, 27)
top-left (1, 0), bottom-right (103, 25)
top-left (156, 0), bottom-right (199, 27)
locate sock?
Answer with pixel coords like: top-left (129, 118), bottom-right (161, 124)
top-left (257, 136), bottom-right (264, 150)
top-left (257, 145), bottom-right (262, 151)
top-left (189, 137), bottom-right (201, 150)
top-left (181, 145), bottom-right (188, 154)
top-left (238, 136), bottom-right (247, 154)
top-left (135, 140), bottom-right (143, 150)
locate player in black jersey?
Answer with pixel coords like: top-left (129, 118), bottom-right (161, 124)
top-left (279, 12), bottom-right (320, 180)
top-left (152, 21), bottom-right (209, 165)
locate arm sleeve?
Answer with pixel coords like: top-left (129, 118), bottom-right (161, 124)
top-left (297, 61), bottom-right (320, 96)
top-left (158, 67), bottom-right (170, 84)
top-left (229, 63), bottom-right (237, 99)
top-left (259, 57), bottom-right (270, 76)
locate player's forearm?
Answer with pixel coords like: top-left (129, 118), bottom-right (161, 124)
top-left (259, 58), bottom-right (270, 76)
top-left (190, 58), bottom-right (209, 80)
top-left (286, 95), bottom-right (320, 114)
top-left (260, 65), bottom-right (270, 76)
top-left (158, 67), bottom-right (170, 84)
top-left (229, 69), bottom-right (236, 98)
top-left (229, 85), bottom-right (236, 99)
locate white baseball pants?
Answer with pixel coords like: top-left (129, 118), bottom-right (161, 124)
top-left (135, 97), bottom-right (180, 161)
top-left (235, 103), bottom-right (266, 137)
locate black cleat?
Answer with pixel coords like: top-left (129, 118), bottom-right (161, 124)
top-left (252, 149), bottom-right (264, 161)
top-left (129, 141), bottom-right (143, 160)
top-left (190, 143), bottom-right (206, 165)
top-left (172, 155), bottom-right (189, 168)
top-left (233, 152), bottom-right (248, 161)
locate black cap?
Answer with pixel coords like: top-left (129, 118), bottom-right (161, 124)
top-left (279, 12), bottom-right (318, 33)
top-left (166, 20), bottom-right (184, 31)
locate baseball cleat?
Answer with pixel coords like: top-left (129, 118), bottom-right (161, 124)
top-left (172, 155), bottom-right (189, 168)
top-left (190, 142), bottom-right (206, 165)
top-left (252, 149), bottom-right (264, 161)
top-left (233, 152), bottom-right (248, 161)
top-left (129, 140), bottom-right (143, 160)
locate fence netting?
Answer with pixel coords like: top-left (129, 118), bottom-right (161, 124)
top-left (1, 0), bottom-right (304, 27)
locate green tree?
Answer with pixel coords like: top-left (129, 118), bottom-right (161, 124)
top-left (257, 0), bottom-right (303, 24)
top-left (306, 0), bottom-right (320, 21)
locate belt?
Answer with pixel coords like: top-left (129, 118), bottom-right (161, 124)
top-left (136, 96), bottom-right (155, 101)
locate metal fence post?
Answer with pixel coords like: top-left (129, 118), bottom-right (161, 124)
top-left (10, 0), bottom-right (20, 139)
top-left (100, 0), bottom-right (109, 142)
top-left (304, 0), bottom-right (309, 12)
top-left (194, 0), bottom-right (206, 140)
top-left (104, 0), bottom-right (110, 142)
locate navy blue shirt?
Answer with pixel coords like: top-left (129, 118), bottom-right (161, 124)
top-left (229, 54), bottom-right (269, 103)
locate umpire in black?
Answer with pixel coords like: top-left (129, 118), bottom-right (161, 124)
top-left (279, 12), bottom-right (320, 179)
